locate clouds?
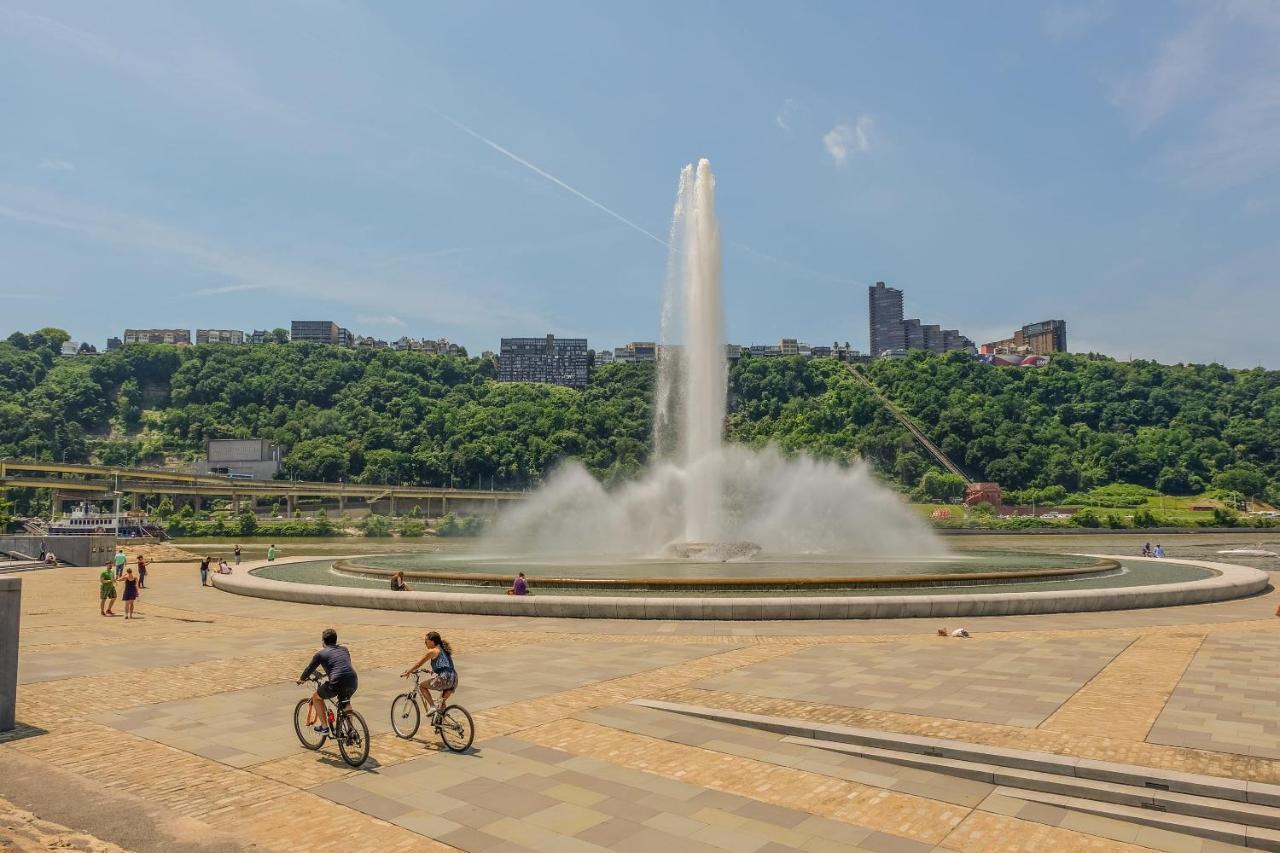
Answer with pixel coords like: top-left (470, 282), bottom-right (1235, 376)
top-left (38, 159), bottom-right (74, 171)
top-left (775, 98), bottom-right (799, 132)
top-left (193, 283), bottom-right (268, 297)
top-left (0, 189), bottom-right (540, 332)
top-left (822, 116), bottom-right (874, 166)
top-left (1110, 3), bottom-right (1280, 189)
top-left (1041, 1), bottom-right (1114, 41)
top-left (356, 314), bottom-right (406, 328)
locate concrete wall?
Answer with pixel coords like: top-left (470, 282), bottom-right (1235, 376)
top-left (0, 534), bottom-right (115, 567)
top-left (0, 576), bottom-right (18, 731)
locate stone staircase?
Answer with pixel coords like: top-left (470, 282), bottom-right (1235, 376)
top-left (634, 698), bottom-right (1280, 850)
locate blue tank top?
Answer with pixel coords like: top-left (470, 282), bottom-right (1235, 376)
top-left (431, 647), bottom-right (455, 673)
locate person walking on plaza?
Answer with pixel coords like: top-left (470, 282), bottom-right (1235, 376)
top-left (267, 544), bottom-right (277, 562)
top-left (136, 554), bottom-right (148, 588)
top-left (38, 540), bottom-right (47, 561)
top-left (234, 544), bottom-right (242, 565)
top-left (99, 562), bottom-right (117, 617)
top-left (200, 555), bottom-right (211, 587)
top-left (114, 547), bottom-right (127, 579)
top-left (121, 568), bottom-right (139, 619)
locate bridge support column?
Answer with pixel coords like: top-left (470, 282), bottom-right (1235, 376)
top-left (389, 494), bottom-right (396, 517)
top-left (192, 495), bottom-right (202, 512)
top-left (231, 494), bottom-right (240, 514)
top-left (131, 493), bottom-right (141, 510)
top-left (286, 495), bottom-right (296, 517)
top-left (49, 490), bottom-right (60, 518)
top-left (338, 494), bottom-right (345, 512)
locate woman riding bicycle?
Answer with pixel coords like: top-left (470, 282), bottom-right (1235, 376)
top-left (401, 631), bottom-right (456, 714)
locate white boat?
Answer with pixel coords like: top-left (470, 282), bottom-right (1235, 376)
top-left (42, 503), bottom-right (167, 539)
top-left (1217, 548), bottom-right (1279, 558)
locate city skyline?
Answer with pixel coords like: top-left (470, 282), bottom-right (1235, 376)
top-left (2, 4), bottom-right (1279, 366)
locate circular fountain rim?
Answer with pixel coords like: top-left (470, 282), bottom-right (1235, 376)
top-left (331, 556), bottom-right (1121, 591)
top-left (212, 554), bottom-right (1270, 620)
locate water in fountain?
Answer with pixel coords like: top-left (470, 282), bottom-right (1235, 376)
top-left (487, 159), bottom-right (944, 561)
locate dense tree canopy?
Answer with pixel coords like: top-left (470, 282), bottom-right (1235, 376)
top-left (0, 332), bottom-right (1277, 502)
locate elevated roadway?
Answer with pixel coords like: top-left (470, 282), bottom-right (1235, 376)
top-left (0, 459), bottom-right (524, 515)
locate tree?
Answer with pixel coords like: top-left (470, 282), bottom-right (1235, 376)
top-left (238, 510), bottom-right (258, 537)
top-left (270, 328), bottom-right (290, 344)
top-left (918, 471), bottom-right (966, 502)
top-left (1213, 463), bottom-right (1269, 499)
top-left (361, 513), bottom-right (391, 537)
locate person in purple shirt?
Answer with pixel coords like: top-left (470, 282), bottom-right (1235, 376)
top-left (506, 572), bottom-right (529, 596)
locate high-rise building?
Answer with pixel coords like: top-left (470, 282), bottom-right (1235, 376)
top-left (868, 282), bottom-right (905, 356)
top-left (867, 282), bottom-right (973, 357)
top-left (196, 329), bottom-right (245, 345)
top-left (498, 334), bottom-right (590, 388)
top-left (902, 320), bottom-right (925, 351)
top-left (612, 342), bottom-right (657, 363)
top-left (123, 329), bottom-right (191, 345)
top-left (289, 321), bottom-right (351, 346)
top-left (981, 320), bottom-right (1068, 356)
top-left (922, 324), bottom-right (942, 354)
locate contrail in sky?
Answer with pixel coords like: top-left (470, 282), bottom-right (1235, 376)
top-left (435, 112), bottom-right (668, 247)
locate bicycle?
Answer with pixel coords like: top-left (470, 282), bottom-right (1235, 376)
top-left (293, 674), bottom-right (371, 767)
top-left (390, 669), bottom-right (475, 752)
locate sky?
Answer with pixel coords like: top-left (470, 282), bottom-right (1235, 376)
top-left (2, 1), bottom-right (1279, 366)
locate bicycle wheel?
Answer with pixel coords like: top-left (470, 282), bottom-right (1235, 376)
top-left (438, 705), bottom-right (475, 753)
top-left (293, 698), bottom-right (325, 750)
top-left (337, 710), bottom-right (371, 767)
top-left (390, 694), bottom-right (420, 739)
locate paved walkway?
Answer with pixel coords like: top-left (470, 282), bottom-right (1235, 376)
top-left (3, 558), bottom-right (1280, 851)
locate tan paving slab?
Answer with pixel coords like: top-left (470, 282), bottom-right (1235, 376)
top-left (1041, 633), bottom-right (1205, 741)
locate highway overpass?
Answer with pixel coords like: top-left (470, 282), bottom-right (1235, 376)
top-left (0, 459), bottom-right (525, 516)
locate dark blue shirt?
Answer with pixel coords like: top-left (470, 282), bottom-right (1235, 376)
top-left (431, 647), bottom-right (455, 674)
top-left (301, 644), bottom-right (356, 684)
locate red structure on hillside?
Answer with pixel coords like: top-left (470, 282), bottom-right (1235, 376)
top-left (964, 482), bottom-right (1003, 507)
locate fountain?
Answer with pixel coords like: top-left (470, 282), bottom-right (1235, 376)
top-left (486, 159), bottom-right (944, 562)
top-left (234, 160), bottom-right (1272, 616)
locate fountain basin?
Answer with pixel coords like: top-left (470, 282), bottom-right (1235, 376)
top-left (213, 552), bottom-right (1271, 619)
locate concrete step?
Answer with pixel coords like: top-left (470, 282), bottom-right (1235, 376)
top-left (633, 699), bottom-right (1280, 806)
top-left (997, 787), bottom-right (1280, 851)
top-left (787, 735), bottom-right (1280, 831)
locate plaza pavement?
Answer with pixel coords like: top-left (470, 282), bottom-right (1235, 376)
top-left (4, 558), bottom-right (1280, 852)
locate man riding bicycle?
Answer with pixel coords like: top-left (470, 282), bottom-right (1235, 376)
top-left (297, 628), bottom-right (358, 735)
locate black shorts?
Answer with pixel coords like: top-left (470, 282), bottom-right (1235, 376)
top-left (317, 676), bottom-right (357, 701)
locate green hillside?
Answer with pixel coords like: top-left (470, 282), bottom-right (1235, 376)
top-left (2, 329), bottom-right (1278, 518)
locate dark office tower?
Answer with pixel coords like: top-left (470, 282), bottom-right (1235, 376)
top-left (868, 282), bottom-right (905, 356)
top-left (498, 334), bottom-right (590, 388)
top-left (922, 324), bottom-right (943, 354)
top-left (902, 319), bottom-right (925, 351)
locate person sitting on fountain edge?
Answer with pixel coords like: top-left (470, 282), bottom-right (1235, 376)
top-left (507, 572), bottom-right (529, 596)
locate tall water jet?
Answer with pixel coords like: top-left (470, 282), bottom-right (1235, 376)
top-left (670, 160), bottom-right (727, 543)
top-left (487, 159), bottom-right (944, 562)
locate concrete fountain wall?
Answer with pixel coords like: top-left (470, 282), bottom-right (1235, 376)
top-left (211, 555), bottom-right (1270, 621)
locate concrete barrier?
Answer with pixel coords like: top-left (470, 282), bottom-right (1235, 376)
top-left (0, 576), bottom-right (19, 730)
top-left (212, 555), bottom-right (1271, 621)
top-left (0, 534), bottom-right (115, 567)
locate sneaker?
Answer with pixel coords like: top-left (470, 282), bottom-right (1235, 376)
top-left (312, 724), bottom-right (329, 734)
